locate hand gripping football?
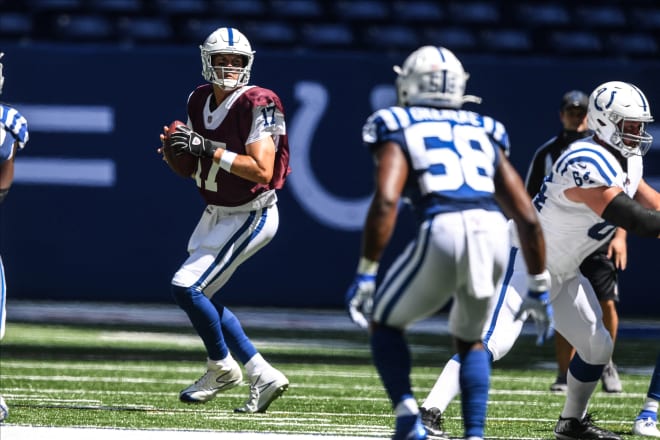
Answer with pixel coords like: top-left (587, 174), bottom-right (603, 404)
top-left (162, 120), bottom-right (198, 178)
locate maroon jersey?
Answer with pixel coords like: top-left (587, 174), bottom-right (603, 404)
top-left (186, 84), bottom-right (290, 207)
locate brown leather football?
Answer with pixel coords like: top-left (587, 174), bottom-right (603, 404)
top-left (162, 120), bottom-right (198, 178)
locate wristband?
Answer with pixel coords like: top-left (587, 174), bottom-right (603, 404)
top-left (219, 150), bottom-right (237, 172)
top-left (528, 269), bottom-right (550, 292)
top-left (357, 257), bottom-right (379, 275)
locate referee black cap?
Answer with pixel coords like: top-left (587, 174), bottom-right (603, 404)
top-left (561, 90), bottom-right (588, 111)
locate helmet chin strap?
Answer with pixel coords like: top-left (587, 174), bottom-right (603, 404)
top-left (217, 79), bottom-right (239, 90)
top-left (463, 95), bottom-right (483, 105)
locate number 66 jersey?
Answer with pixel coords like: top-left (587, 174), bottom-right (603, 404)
top-left (533, 136), bottom-right (642, 278)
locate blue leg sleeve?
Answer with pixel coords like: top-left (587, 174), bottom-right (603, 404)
top-left (216, 303), bottom-right (258, 364)
top-left (171, 284), bottom-right (227, 360)
top-left (638, 353), bottom-right (660, 421)
top-left (460, 349), bottom-right (491, 439)
top-left (648, 352), bottom-right (660, 401)
top-left (370, 325), bottom-right (412, 408)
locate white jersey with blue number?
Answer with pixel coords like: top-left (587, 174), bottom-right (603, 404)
top-left (363, 106), bottom-right (509, 219)
top-left (533, 137), bottom-right (642, 277)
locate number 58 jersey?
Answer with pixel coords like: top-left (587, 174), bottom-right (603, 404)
top-left (532, 137), bottom-right (642, 277)
top-left (362, 106), bottom-right (509, 221)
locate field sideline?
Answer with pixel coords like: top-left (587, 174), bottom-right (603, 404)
top-left (7, 300), bottom-right (660, 337)
top-left (0, 301), bottom-right (658, 439)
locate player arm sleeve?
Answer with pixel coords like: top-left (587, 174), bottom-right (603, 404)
top-left (601, 192), bottom-right (660, 238)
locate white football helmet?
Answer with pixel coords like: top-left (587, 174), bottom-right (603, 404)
top-left (394, 45), bottom-right (481, 108)
top-left (587, 81), bottom-right (654, 157)
top-left (0, 52), bottom-right (4, 95)
top-left (200, 27), bottom-right (254, 90)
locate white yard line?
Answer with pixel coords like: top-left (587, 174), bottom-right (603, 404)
top-left (0, 425), bottom-right (383, 440)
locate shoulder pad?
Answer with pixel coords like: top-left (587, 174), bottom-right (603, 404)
top-left (187, 84), bottom-right (212, 106)
top-left (243, 86), bottom-right (283, 108)
top-left (554, 144), bottom-right (621, 188)
top-left (479, 114), bottom-right (510, 156)
top-left (362, 106), bottom-right (410, 145)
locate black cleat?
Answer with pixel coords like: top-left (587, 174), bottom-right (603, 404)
top-left (419, 407), bottom-right (449, 440)
top-left (554, 413), bottom-right (622, 440)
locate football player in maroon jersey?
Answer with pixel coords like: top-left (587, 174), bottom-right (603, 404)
top-left (158, 27), bottom-right (289, 414)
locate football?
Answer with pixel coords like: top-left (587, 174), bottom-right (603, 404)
top-left (162, 120), bottom-right (198, 178)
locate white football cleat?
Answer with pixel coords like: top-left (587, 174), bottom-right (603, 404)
top-left (179, 357), bottom-right (243, 403)
top-left (633, 417), bottom-right (660, 438)
top-left (234, 367), bottom-right (289, 413)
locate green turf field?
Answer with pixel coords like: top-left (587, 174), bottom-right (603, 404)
top-left (0, 314), bottom-right (656, 439)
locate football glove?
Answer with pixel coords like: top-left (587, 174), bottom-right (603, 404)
top-left (345, 272), bottom-right (376, 329)
top-left (515, 289), bottom-right (554, 346)
top-left (0, 104), bottom-right (29, 148)
top-left (169, 125), bottom-right (219, 158)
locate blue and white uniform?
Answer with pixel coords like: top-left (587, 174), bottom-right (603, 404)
top-left (485, 137), bottom-right (640, 363)
top-left (365, 105), bottom-right (511, 343)
top-left (0, 103), bottom-right (29, 340)
top-left (0, 104), bottom-right (28, 159)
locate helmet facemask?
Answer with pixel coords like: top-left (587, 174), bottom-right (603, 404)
top-left (608, 114), bottom-right (653, 158)
top-left (200, 28), bottom-right (254, 90)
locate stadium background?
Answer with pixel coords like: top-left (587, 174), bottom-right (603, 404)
top-left (1, 0), bottom-right (659, 316)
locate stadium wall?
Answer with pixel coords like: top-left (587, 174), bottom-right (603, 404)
top-left (1, 44), bottom-right (659, 316)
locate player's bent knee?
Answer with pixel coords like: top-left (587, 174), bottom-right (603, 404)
top-left (171, 284), bottom-right (200, 308)
top-left (582, 329), bottom-right (613, 365)
top-left (483, 325), bottom-right (521, 362)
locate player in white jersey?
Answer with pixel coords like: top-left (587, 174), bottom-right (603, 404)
top-left (526, 90), bottom-right (625, 394)
top-left (420, 80), bottom-right (660, 440)
top-left (0, 52), bottom-right (30, 422)
top-left (345, 45), bottom-right (551, 440)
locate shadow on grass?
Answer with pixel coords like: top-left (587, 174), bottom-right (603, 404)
top-left (1, 322), bottom-right (656, 369)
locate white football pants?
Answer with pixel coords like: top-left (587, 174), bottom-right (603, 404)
top-left (171, 198), bottom-right (279, 297)
top-left (372, 209), bottom-right (510, 343)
